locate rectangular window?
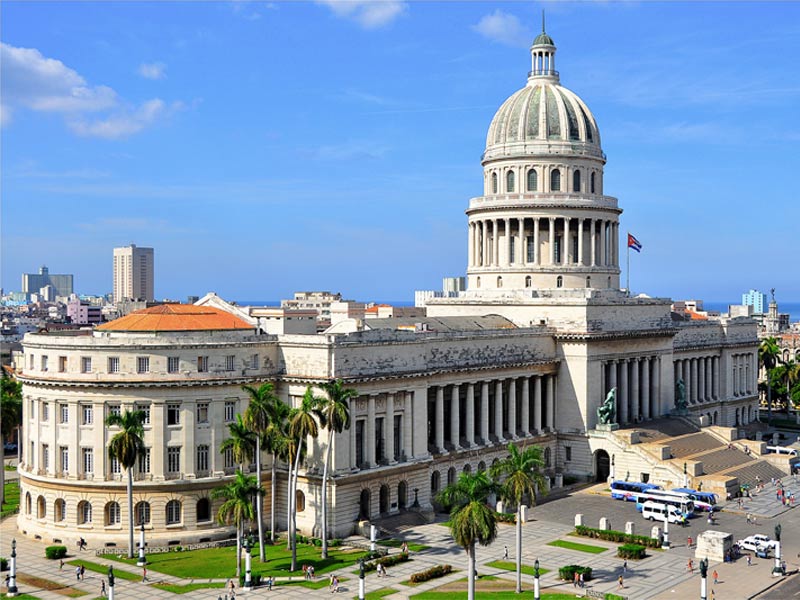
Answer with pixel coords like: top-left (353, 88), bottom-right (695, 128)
top-left (41, 355), bottom-right (49, 371)
top-left (82, 448), bottom-right (93, 474)
top-left (42, 402), bottom-right (49, 422)
top-left (167, 356), bottom-right (180, 373)
top-left (108, 357), bottom-right (120, 373)
top-left (108, 404), bottom-right (121, 418)
top-left (136, 403), bottom-right (150, 425)
top-left (58, 356), bottom-right (67, 372)
top-left (572, 235), bottom-right (579, 264)
top-left (527, 235), bottom-right (535, 262)
top-left (59, 403), bottom-right (69, 424)
top-left (223, 446), bottom-right (234, 469)
top-left (224, 401), bottom-right (236, 422)
top-left (197, 445), bottom-right (209, 472)
top-left (43, 444), bottom-right (49, 470)
top-left (137, 356), bottom-right (149, 374)
top-left (60, 446), bottom-right (69, 473)
top-left (29, 354), bottom-right (34, 370)
top-left (110, 456), bottom-right (121, 475)
top-left (250, 354), bottom-right (259, 369)
top-left (197, 356), bottom-right (208, 372)
top-left (196, 402), bottom-right (209, 424)
top-left (138, 449), bottom-right (151, 474)
top-left (82, 405), bottom-right (93, 425)
top-left (167, 403), bottom-right (180, 426)
top-left (81, 356), bottom-right (92, 373)
top-left (225, 355), bottom-right (235, 371)
top-left (565, 446), bottom-right (572, 462)
top-left (167, 447), bottom-right (181, 473)
top-left (509, 236), bottom-right (515, 264)
top-left (355, 420), bottom-right (365, 467)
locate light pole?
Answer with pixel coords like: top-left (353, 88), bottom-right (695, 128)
top-left (7, 539), bottom-right (17, 597)
top-left (610, 455), bottom-right (615, 481)
top-left (533, 558), bottom-right (540, 600)
top-left (137, 522), bottom-right (146, 566)
top-left (773, 524), bottom-right (783, 576)
top-left (358, 558), bottom-right (366, 600)
top-left (108, 566), bottom-right (115, 600)
top-left (662, 515), bottom-right (670, 549)
top-left (515, 504), bottom-right (524, 593)
top-left (243, 537), bottom-right (253, 590)
top-left (683, 462), bottom-right (688, 488)
top-left (699, 558), bottom-right (708, 600)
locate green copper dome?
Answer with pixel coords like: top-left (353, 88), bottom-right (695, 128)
top-left (533, 32), bottom-right (555, 46)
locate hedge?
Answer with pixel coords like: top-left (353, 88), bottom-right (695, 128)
top-left (409, 564), bottom-right (452, 583)
top-left (0, 557), bottom-right (7, 571)
top-left (558, 565), bottom-right (593, 582)
top-left (45, 545), bottom-right (68, 560)
top-left (495, 512), bottom-right (516, 524)
top-left (617, 543), bottom-right (647, 560)
top-left (575, 525), bottom-right (661, 549)
top-left (605, 594), bottom-right (626, 600)
top-left (363, 552), bottom-right (410, 572)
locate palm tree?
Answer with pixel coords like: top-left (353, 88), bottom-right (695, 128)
top-left (287, 387), bottom-right (324, 571)
top-left (220, 413), bottom-right (256, 471)
top-left (212, 470), bottom-right (261, 577)
top-left (490, 443), bottom-right (547, 593)
top-left (106, 409), bottom-right (146, 559)
top-left (437, 471), bottom-right (499, 600)
top-left (0, 370), bottom-right (22, 506)
top-left (242, 382), bottom-right (279, 561)
top-left (759, 337), bottom-right (781, 425)
top-left (318, 379), bottom-right (356, 558)
top-left (263, 399), bottom-right (290, 543)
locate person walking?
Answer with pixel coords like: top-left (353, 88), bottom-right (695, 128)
top-left (712, 569), bottom-right (718, 584)
top-left (75, 566), bottom-right (81, 581)
top-left (573, 572), bottom-right (579, 588)
top-left (747, 554), bottom-right (752, 567)
top-left (622, 559), bottom-right (628, 574)
top-left (60, 559), bottom-right (64, 570)
top-left (618, 574), bottom-right (624, 589)
top-left (503, 545), bottom-right (508, 560)
top-left (80, 565), bottom-right (85, 580)
top-left (687, 536), bottom-right (693, 548)
top-left (142, 566), bottom-right (148, 582)
top-left (687, 559), bottom-right (694, 573)
top-left (101, 580), bottom-right (107, 597)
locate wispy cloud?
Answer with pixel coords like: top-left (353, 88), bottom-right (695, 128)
top-left (317, 0), bottom-right (407, 29)
top-left (297, 139), bottom-right (389, 161)
top-left (473, 10), bottom-right (531, 48)
top-left (137, 62), bottom-right (167, 80)
top-left (69, 98), bottom-right (184, 140)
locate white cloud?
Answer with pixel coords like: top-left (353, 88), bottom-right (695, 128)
top-left (137, 62), bottom-right (167, 80)
top-left (473, 10), bottom-right (531, 48)
top-left (69, 99), bottom-right (184, 140)
top-left (317, 0), bottom-right (406, 29)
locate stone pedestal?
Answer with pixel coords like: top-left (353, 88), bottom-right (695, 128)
top-left (595, 423), bottom-right (620, 432)
top-left (554, 474), bottom-right (563, 488)
top-left (695, 530), bottom-right (732, 562)
top-left (625, 521), bottom-right (635, 536)
top-left (519, 505), bottom-right (528, 523)
top-left (496, 501), bottom-right (504, 514)
top-left (650, 526), bottom-right (662, 540)
top-left (599, 517), bottom-right (611, 531)
top-left (575, 513), bottom-right (584, 527)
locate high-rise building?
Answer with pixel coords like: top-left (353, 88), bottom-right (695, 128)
top-left (742, 289), bottom-right (767, 314)
top-left (21, 265), bottom-right (73, 298)
top-left (113, 245), bottom-right (154, 303)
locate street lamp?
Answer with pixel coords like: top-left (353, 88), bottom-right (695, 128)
top-left (107, 566), bottom-right (115, 600)
top-left (533, 558), bottom-right (540, 600)
top-left (699, 558), bottom-right (708, 600)
top-left (683, 462), bottom-right (688, 487)
top-left (243, 536), bottom-right (253, 590)
top-left (662, 515), bottom-right (670, 549)
top-left (773, 524), bottom-right (783, 576)
top-left (7, 539), bottom-right (17, 597)
top-left (358, 558), bottom-right (366, 600)
top-left (137, 522), bottom-right (147, 566)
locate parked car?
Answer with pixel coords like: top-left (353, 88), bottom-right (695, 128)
top-left (737, 535), bottom-right (777, 553)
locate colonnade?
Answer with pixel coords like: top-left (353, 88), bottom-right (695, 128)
top-left (673, 356), bottom-right (722, 404)
top-left (731, 352), bottom-right (755, 397)
top-left (602, 356), bottom-right (661, 424)
top-left (468, 217), bottom-right (618, 269)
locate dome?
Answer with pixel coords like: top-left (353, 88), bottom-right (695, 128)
top-left (97, 304), bottom-right (254, 332)
top-left (532, 31), bottom-right (554, 46)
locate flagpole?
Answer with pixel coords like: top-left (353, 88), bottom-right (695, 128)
top-left (626, 234), bottom-right (630, 296)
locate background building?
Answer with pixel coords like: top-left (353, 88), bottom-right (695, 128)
top-left (21, 265), bottom-right (73, 298)
top-left (113, 245), bottom-right (154, 303)
top-left (742, 289), bottom-right (768, 314)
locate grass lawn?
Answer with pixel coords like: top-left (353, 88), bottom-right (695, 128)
top-left (151, 582), bottom-right (226, 594)
top-left (412, 592), bottom-right (574, 600)
top-left (2, 595), bottom-right (41, 600)
top-left (484, 560), bottom-right (551, 576)
top-left (279, 577), bottom-right (348, 590)
top-left (353, 587), bottom-right (396, 600)
top-left (110, 544), bottom-right (366, 579)
top-left (67, 560), bottom-right (140, 581)
top-left (546, 540), bottom-right (608, 554)
top-left (1, 480), bottom-right (20, 518)
top-left (378, 539), bottom-right (430, 552)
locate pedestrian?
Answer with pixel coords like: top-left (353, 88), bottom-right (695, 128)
top-left (333, 575), bottom-right (339, 593)
top-left (76, 566), bottom-right (81, 581)
top-left (618, 574), bottom-right (624, 589)
top-left (712, 569), bottom-right (718, 584)
top-left (401, 541), bottom-right (409, 555)
top-left (746, 512), bottom-right (751, 524)
top-left (101, 580), bottom-right (107, 597)
top-left (503, 545), bottom-right (508, 560)
top-left (229, 578), bottom-right (236, 596)
top-left (622, 559), bottom-right (627, 574)
top-left (573, 571), bottom-right (579, 587)
top-left (687, 559), bottom-right (694, 573)
top-left (267, 575), bottom-right (273, 591)
top-left (142, 566), bottom-right (148, 582)
top-left (747, 554), bottom-right (752, 567)
top-left (60, 558), bottom-right (64, 570)
top-left (80, 565), bottom-right (85, 580)
top-left (329, 573), bottom-right (335, 592)
top-left (310, 564), bottom-right (315, 580)
top-left (711, 589), bottom-right (715, 600)
top-left (688, 536), bottom-right (693, 548)
top-left (579, 572), bottom-right (585, 588)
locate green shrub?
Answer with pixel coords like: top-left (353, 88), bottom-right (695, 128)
top-left (312, 538), bottom-right (322, 547)
top-left (605, 594), bottom-right (626, 600)
top-left (575, 525), bottom-right (661, 549)
top-left (617, 544), bottom-right (646, 560)
top-left (558, 565), bottom-right (593, 582)
top-left (363, 552), bottom-right (410, 572)
top-left (0, 557), bottom-right (7, 571)
top-left (329, 539), bottom-right (342, 547)
top-left (494, 512), bottom-right (516, 524)
top-left (45, 545), bottom-right (67, 560)
top-left (409, 564), bottom-right (452, 583)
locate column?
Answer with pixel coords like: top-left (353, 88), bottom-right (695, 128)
top-left (653, 356), bottom-right (661, 418)
top-left (698, 358), bottom-right (706, 403)
top-left (599, 220), bottom-right (606, 266)
top-left (691, 358), bottom-right (698, 403)
top-left (713, 357), bottom-right (720, 400)
top-left (411, 387), bottom-right (428, 459)
top-left (385, 393), bottom-right (395, 463)
top-left (367, 395), bottom-right (376, 467)
top-left (546, 375), bottom-right (555, 430)
top-left (350, 404), bottom-right (358, 469)
top-left (533, 217), bottom-right (540, 265)
top-left (403, 392), bottom-right (413, 460)
top-left (506, 218), bottom-right (512, 266)
top-left (520, 218), bottom-right (527, 264)
top-left (683, 359), bottom-right (690, 401)
top-left (520, 378), bottom-right (530, 435)
top-left (435, 387), bottom-right (445, 453)
top-left (481, 221), bottom-right (488, 267)
top-left (480, 382), bottom-right (490, 444)
top-left (590, 219), bottom-right (597, 266)
top-left (450, 385), bottom-right (460, 450)
top-left (465, 384), bottom-right (475, 447)
top-left (608, 360), bottom-right (618, 393)
top-left (564, 217), bottom-right (571, 264)
top-left (577, 218), bottom-right (584, 265)
top-left (612, 222), bottom-right (619, 266)
top-left (495, 380), bottom-right (504, 441)
top-left (631, 358), bottom-right (640, 420)
top-left (508, 378), bottom-right (517, 438)
top-left (619, 359), bottom-right (629, 424)
top-left (549, 217), bottom-right (556, 265)
top-left (533, 376), bottom-right (543, 433)
top-left (641, 358), bottom-right (651, 420)
top-left (493, 219), bottom-right (500, 267)
top-left (468, 223), bottom-right (474, 268)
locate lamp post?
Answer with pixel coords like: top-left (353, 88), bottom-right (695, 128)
top-left (137, 522), bottom-right (146, 566)
top-left (7, 539), bottom-right (18, 597)
top-left (699, 558), bottom-right (708, 600)
top-left (107, 566), bottom-right (115, 600)
top-left (515, 504), bottom-right (525, 594)
top-left (662, 515), bottom-right (670, 549)
top-left (412, 488), bottom-right (420, 508)
top-left (683, 462), bottom-right (688, 487)
top-left (358, 558), bottom-right (366, 600)
top-left (773, 524), bottom-right (783, 576)
top-left (610, 454), bottom-right (615, 481)
top-left (243, 536), bottom-right (253, 590)
top-left (533, 558), bottom-right (540, 600)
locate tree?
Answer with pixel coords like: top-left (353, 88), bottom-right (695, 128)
top-left (242, 382), bottom-right (279, 561)
top-left (490, 443), bottom-right (547, 593)
top-left (212, 470), bottom-right (261, 577)
top-left (437, 471), bottom-right (499, 600)
top-left (318, 379), bottom-right (356, 558)
top-left (263, 398), bottom-right (290, 543)
top-left (106, 410), bottom-right (146, 559)
top-left (220, 413), bottom-right (256, 471)
top-left (287, 387), bottom-right (324, 571)
top-left (759, 337), bottom-right (781, 425)
top-left (0, 370), bottom-right (22, 506)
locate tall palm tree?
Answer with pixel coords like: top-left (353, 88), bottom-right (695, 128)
top-left (438, 471), bottom-right (499, 600)
top-left (0, 370), bottom-right (22, 506)
top-left (106, 409), bottom-right (146, 559)
top-left (212, 470), bottom-right (261, 577)
top-left (318, 379), bottom-right (356, 558)
top-left (759, 337), bottom-right (781, 425)
top-left (242, 382), bottom-right (279, 561)
top-left (263, 398), bottom-right (290, 543)
top-left (490, 443), bottom-right (547, 593)
top-left (287, 387), bottom-right (324, 571)
top-left (220, 413), bottom-right (256, 471)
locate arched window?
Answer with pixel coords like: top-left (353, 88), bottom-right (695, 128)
top-left (525, 275), bottom-right (532, 288)
top-left (506, 170), bottom-right (515, 193)
top-left (196, 498), bottom-right (211, 522)
top-left (476, 276), bottom-right (481, 288)
top-left (590, 172), bottom-right (596, 194)
top-left (78, 500), bottom-right (92, 524)
top-left (544, 447), bottom-right (551, 468)
top-left (607, 276), bottom-right (612, 288)
top-left (37, 495), bottom-right (46, 519)
top-left (105, 501), bottom-right (121, 526)
top-left (25, 492), bottom-right (31, 515)
top-left (295, 490), bottom-right (306, 513)
top-left (477, 461), bottom-right (486, 472)
top-left (586, 276), bottom-right (591, 288)
top-left (527, 169), bottom-right (538, 192)
top-left (556, 276), bottom-right (563, 288)
top-left (135, 501), bottom-right (151, 525)
top-left (55, 499), bottom-right (66, 522)
top-left (463, 464), bottom-right (472, 474)
top-left (166, 500), bottom-right (181, 525)
top-left (430, 471), bottom-right (440, 495)
top-left (497, 276), bottom-right (503, 288)
top-left (572, 170), bottom-right (581, 192)
top-left (550, 169), bottom-right (561, 191)
top-left (447, 467), bottom-right (456, 486)
top-left (491, 172), bottom-right (498, 194)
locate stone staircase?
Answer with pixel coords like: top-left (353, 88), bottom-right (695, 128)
top-left (720, 461), bottom-right (788, 489)
top-left (667, 432), bottom-right (725, 458)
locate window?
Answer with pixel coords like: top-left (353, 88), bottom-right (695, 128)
top-left (550, 169), bottom-right (561, 191)
top-left (110, 456), bottom-right (121, 475)
top-left (136, 356), bottom-right (149, 374)
top-left (167, 356), bottom-right (180, 373)
top-left (25, 492), bottom-right (31, 514)
top-left (81, 356), bottom-right (92, 373)
top-left (136, 403), bottom-right (150, 425)
top-left (197, 445), bottom-right (209, 472)
top-left (138, 448), bottom-right (151, 474)
top-left (43, 444), bottom-right (50, 470)
top-left (591, 172), bottom-right (596, 194)
top-left (556, 276), bottom-right (563, 288)
top-left (491, 172), bottom-right (498, 194)
top-left (197, 498), bottom-right (211, 522)
top-left (41, 355), bottom-right (49, 371)
top-left (42, 402), bottom-right (49, 422)
top-left (527, 168), bottom-right (538, 192)
top-left (196, 402), bottom-right (209, 424)
top-left (476, 276), bottom-right (481, 288)
top-left (497, 276), bottom-right (503, 288)
top-left (525, 275), bottom-right (532, 288)
top-left (55, 498), bottom-right (66, 522)
top-left (565, 446), bottom-right (572, 461)
top-left (78, 500), bottom-right (92, 524)
top-left (82, 448), bottom-right (93, 474)
top-left (108, 404), bottom-right (121, 418)
top-left (197, 356), bottom-right (208, 372)
top-left (59, 403), bottom-right (69, 424)
top-left (167, 403), bottom-right (180, 425)
top-left (108, 357), bottom-right (120, 373)
top-left (224, 401), bottom-right (236, 422)
top-left (166, 500), bottom-right (181, 525)
top-left (167, 447), bottom-right (181, 473)
top-left (106, 501), bottom-right (121, 526)
top-left (296, 490), bottom-right (306, 512)
top-left (135, 501), bottom-right (151, 525)
top-left (223, 447), bottom-right (234, 469)
top-left (544, 447), bottom-right (551, 468)
top-left (250, 354), bottom-right (259, 369)
top-left (29, 354), bottom-right (34, 370)
top-left (586, 276), bottom-right (592, 288)
top-left (506, 170), bottom-right (515, 193)
top-left (37, 495), bottom-right (46, 518)
top-left (225, 355), bottom-right (235, 371)
top-left (58, 356), bottom-right (67, 372)
top-left (572, 170), bottom-right (581, 192)
top-left (82, 405), bottom-right (93, 425)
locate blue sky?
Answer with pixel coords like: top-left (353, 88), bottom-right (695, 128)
top-left (2, 1), bottom-right (799, 303)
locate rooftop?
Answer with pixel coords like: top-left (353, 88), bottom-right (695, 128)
top-left (97, 304), bottom-right (254, 332)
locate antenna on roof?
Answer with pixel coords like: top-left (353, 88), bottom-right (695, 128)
top-left (542, 8), bottom-right (546, 33)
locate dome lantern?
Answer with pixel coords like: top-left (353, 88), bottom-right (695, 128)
top-left (529, 11), bottom-right (558, 83)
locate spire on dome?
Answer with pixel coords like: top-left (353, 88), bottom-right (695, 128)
top-left (529, 12), bottom-right (558, 82)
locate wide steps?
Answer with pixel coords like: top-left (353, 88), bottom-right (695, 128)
top-left (722, 460), bottom-right (789, 489)
top-left (694, 447), bottom-right (754, 474)
top-left (667, 432), bottom-right (724, 459)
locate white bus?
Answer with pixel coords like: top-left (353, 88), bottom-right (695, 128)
top-left (636, 489), bottom-right (694, 518)
top-left (641, 501), bottom-right (686, 524)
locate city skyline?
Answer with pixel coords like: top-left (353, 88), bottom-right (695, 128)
top-left (2, 2), bottom-right (799, 301)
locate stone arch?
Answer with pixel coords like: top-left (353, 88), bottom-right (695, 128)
top-left (25, 491), bottom-right (31, 515)
top-left (37, 495), bottom-right (46, 519)
top-left (463, 464), bottom-right (472, 474)
top-left (54, 498), bottom-right (66, 522)
top-left (77, 500), bottom-right (92, 524)
top-left (379, 484), bottom-right (390, 515)
top-left (594, 449), bottom-right (610, 483)
top-left (430, 470), bottom-right (441, 496)
top-left (397, 481), bottom-right (408, 510)
top-left (358, 488), bottom-right (371, 521)
top-left (105, 501), bottom-right (120, 526)
top-left (447, 466), bottom-right (456, 486)
top-left (296, 490), bottom-right (306, 513)
top-left (477, 461), bottom-right (486, 472)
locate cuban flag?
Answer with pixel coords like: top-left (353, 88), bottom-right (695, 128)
top-left (627, 233), bottom-right (642, 252)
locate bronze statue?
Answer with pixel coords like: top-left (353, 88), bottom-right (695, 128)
top-left (699, 558), bottom-right (708, 578)
top-left (675, 378), bottom-right (687, 410)
top-left (597, 388), bottom-right (617, 425)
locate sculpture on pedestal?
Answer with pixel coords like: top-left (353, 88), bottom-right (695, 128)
top-left (675, 378), bottom-right (688, 411)
top-left (597, 388), bottom-right (617, 425)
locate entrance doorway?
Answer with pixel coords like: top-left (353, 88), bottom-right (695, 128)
top-left (595, 449), bottom-right (610, 482)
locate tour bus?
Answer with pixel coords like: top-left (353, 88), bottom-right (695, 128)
top-left (635, 489), bottom-right (694, 518)
top-left (766, 446), bottom-right (798, 456)
top-left (641, 500), bottom-right (686, 524)
top-left (672, 488), bottom-right (719, 512)
top-left (610, 480), bottom-right (662, 502)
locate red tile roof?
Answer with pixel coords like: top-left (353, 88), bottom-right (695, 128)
top-left (97, 304), bottom-right (253, 332)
